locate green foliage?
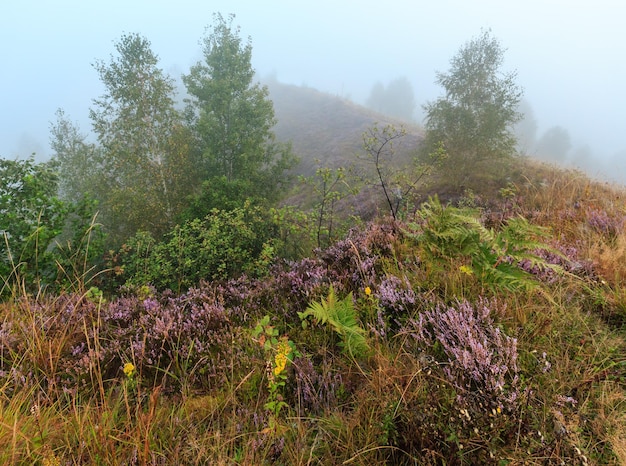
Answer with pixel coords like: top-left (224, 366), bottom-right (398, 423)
top-left (183, 13), bottom-right (296, 206)
top-left (268, 205), bottom-right (315, 260)
top-left (303, 166), bottom-right (352, 249)
top-left (0, 158), bottom-right (105, 298)
top-left (50, 109), bottom-right (104, 204)
top-left (299, 285), bottom-right (369, 358)
top-left (0, 157), bottom-right (69, 295)
top-left (50, 197), bottom-right (106, 293)
top-left (181, 177), bottom-right (269, 222)
top-left (411, 196), bottom-right (561, 292)
top-left (252, 315), bottom-right (300, 419)
top-left (119, 202), bottom-right (279, 292)
top-left (422, 29), bottom-right (523, 187)
top-left (89, 33), bottom-right (199, 243)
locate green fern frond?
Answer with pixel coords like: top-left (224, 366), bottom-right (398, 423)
top-left (299, 286), bottom-right (369, 358)
top-left (409, 196), bottom-right (567, 293)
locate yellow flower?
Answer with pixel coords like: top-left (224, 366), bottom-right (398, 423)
top-left (273, 338), bottom-right (292, 377)
top-left (459, 265), bottom-right (473, 276)
top-left (123, 362), bottom-right (136, 378)
top-left (364, 286), bottom-right (372, 296)
top-left (42, 452), bottom-right (61, 466)
top-left (274, 352), bottom-right (287, 376)
top-left (41, 447), bottom-right (61, 466)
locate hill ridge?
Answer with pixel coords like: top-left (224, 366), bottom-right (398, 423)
top-left (266, 79), bottom-right (424, 176)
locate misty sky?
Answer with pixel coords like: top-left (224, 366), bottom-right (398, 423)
top-left (1, 0), bottom-right (625, 180)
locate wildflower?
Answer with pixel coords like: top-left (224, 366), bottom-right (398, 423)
top-left (459, 265), bottom-right (473, 276)
top-left (123, 362), bottom-right (136, 378)
top-left (555, 395), bottom-right (577, 406)
top-left (364, 286), bottom-right (372, 296)
top-left (42, 446), bottom-right (61, 466)
top-left (42, 453), bottom-right (61, 466)
top-left (273, 338), bottom-right (292, 376)
top-left (274, 352), bottom-right (287, 376)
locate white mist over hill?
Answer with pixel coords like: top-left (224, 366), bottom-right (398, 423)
top-left (1, 0), bottom-right (624, 182)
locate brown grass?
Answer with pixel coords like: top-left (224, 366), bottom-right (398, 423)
top-left (3, 122), bottom-right (626, 463)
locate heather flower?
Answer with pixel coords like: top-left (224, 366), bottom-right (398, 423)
top-left (319, 222), bottom-right (397, 290)
top-left (539, 351), bottom-right (552, 373)
top-left (377, 275), bottom-right (416, 315)
top-left (408, 298), bottom-right (519, 409)
top-left (585, 207), bottom-right (625, 237)
top-left (555, 395), bottom-right (577, 407)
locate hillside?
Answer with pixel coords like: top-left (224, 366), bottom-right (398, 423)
top-left (2, 164), bottom-right (626, 464)
top-left (267, 79), bottom-right (424, 176)
top-left (2, 81), bottom-right (626, 464)
top-left (267, 80), bottom-right (428, 221)
top-left (267, 80), bottom-right (545, 215)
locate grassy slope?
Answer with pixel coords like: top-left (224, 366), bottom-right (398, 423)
top-left (269, 80), bottom-right (426, 222)
top-left (267, 78), bottom-right (423, 177)
top-left (1, 85), bottom-right (626, 465)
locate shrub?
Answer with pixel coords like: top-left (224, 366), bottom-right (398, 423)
top-left (0, 157), bottom-right (68, 296)
top-left (407, 298), bottom-right (520, 411)
top-left (585, 206), bottom-right (625, 238)
top-left (119, 202), bottom-right (279, 292)
top-left (0, 284), bottom-right (254, 399)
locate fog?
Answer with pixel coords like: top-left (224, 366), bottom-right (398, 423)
top-left (1, 0), bottom-right (625, 182)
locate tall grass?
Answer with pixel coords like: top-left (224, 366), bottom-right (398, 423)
top-left (1, 163), bottom-right (626, 464)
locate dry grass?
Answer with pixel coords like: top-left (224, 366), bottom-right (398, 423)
top-left (2, 156), bottom-right (626, 464)
top-left (589, 233), bottom-right (626, 284)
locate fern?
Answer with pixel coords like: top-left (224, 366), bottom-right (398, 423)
top-left (299, 286), bottom-right (369, 358)
top-left (410, 196), bottom-right (565, 292)
top-left (415, 197), bottom-right (487, 259)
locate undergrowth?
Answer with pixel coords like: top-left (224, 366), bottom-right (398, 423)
top-left (1, 165), bottom-right (626, 465)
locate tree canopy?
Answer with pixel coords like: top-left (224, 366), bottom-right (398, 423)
top-left (422, 30), bottom-right (523, 187)
top-left (50, 109), bottom-right (103, 204)
top-left (183, 13), bottom-right (295, 212)
top-left (0, 157), bottom-right (67, 293)
top-left (87, 33), bottom-right (198, 242)
top-left (45, 16), bottom-right (299, 286)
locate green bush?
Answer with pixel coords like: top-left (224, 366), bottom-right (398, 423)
top-left (0, 158), bottom-right (102, 297)
top-left (119, 202), bottom-right (279, 292)
top-left (0, 158), bottom-right (67, 294)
